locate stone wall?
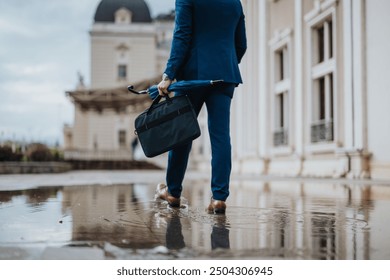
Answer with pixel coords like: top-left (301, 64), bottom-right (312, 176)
top-left (0, 162), bottom-right (72, 174)
top-left (0, 160), bottom-right (160, 174)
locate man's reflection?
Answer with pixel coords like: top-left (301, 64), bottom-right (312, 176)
top-left (164, 211), bottom-right (231, 251)
top-left (211, 215), bottom-right (230, 250)
top-left (166, 212), bottom-right (185, 250)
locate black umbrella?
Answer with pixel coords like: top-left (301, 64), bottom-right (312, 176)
top-left (128, 79), bottom-right (224, 99)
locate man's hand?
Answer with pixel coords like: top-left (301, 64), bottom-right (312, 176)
top-left (157, 79), bottom-right (172, 96)
top-left (158, 73), bottom-right (172, 96)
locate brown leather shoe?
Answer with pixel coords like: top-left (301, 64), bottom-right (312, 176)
top-left (156, 183), bottom-right (180, 207)
top-left (207, 198), bottom-right (226, 214)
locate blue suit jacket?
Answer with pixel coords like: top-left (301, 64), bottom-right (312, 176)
top-left (164, 0), bottom-right (247, 84)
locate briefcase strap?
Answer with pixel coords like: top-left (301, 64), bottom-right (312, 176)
top-left (146, 95), bottom-right (172, 115)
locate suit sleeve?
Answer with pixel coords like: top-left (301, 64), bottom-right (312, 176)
top-left (235, 12), bottom-right (247, 64)
top-left (164, 0), bottom-right (193, 80)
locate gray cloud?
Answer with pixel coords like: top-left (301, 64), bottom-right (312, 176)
top-left (0, 0), bottom-right (175, 145)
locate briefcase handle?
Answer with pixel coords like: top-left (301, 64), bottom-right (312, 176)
top-left (146, 94), bottom-right (172, 115)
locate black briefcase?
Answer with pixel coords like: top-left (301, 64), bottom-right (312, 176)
top-left (134, 95), bottom-right (201, 158)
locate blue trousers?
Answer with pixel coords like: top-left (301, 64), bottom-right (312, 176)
top-left (166, 83), bottom-right (235, 201)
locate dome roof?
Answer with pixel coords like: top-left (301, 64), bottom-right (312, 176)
top-left (94, 0), bottom-right (152, 23)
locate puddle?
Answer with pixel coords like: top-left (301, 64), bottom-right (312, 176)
top-left (0, 181), bottom-right (390, 259)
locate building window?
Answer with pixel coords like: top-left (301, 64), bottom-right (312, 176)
top-left (274, 91), bottom-right (289, 146)
top-left (93, 135), bottom-right (98, 150)
top-left (315, 20), bottom-right (333, 64)
top-left (276, 47), bottom-right (288, 82)
top-left (115, 8), bottom-right (132, 24)
top-left (310, 17), bottom-right (335, 143)
top-left (271, 42), bottom-right (290, 147)
top-left (118, 130), bottom-right (126, 148)
top-left (118, 65), bottom-right (127, 79)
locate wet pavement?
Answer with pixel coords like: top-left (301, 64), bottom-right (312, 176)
top-left (1, 171), bottom-right (390, 260)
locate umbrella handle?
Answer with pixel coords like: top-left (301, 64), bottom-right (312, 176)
top-left (127, 85), bottom-right (148, 95)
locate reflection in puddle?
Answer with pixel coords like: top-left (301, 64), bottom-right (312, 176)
top-left (0, 181), bottom-right (389, 259)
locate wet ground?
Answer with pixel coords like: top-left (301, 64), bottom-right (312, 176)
top-left (1, 171), bottom-right (390, 260)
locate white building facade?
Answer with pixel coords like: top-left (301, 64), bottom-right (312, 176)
top-left (222, 0), bottom-right (390, 180)
top-left (193, 0), bottom-right (390, 180)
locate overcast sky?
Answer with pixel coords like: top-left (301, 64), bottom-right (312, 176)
top-left (0, 0), bottom-right (175, 146)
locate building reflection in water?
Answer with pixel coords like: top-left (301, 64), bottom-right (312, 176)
top-left (0, 180), bottom-right (389, 259)
top-left (183, 181), bottom-right (386, 259)
top-left (61, 184), bottom-right (163, 249)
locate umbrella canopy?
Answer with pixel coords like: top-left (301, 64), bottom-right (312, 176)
top-left (128, 79), bottom-right (224, 100)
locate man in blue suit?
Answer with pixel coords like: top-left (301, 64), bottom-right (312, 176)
top-left (157, 0), bottom-right (247, 214)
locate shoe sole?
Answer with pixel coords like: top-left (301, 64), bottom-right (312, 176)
top-left (207, 208), bottom-right (226, 214)
top-left (168, 202), bottom-right (180, 208)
